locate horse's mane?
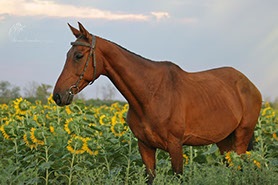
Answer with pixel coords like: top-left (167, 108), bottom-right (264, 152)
top-left (77, 34), bottom-right (154, 62)
top-left (103, 37), bottom-right (154, 63)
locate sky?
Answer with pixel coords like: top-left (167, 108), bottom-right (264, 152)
top-left (0, 0), bottom-right (277, 101)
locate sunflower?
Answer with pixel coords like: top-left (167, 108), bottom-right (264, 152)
top-left (13, 97), bottom-right (30, 115)
top-left (99, 115), bottom-right (107, 125)
top-left (49, 126), bottom-right (55, 133)
top-left (23, 133), bottom-right (37, 149)
top-left (64, 118), bottom-right (73, 135)
top-left (245, 151), bottom-right (251, 158)
top-left (123, 104), bottom-right (129, 112)
top-left (67, 135), bottom-right (86, 155)
top-left (30, 127), bottom-right (44, 145)
top-left (111, 102), bottom-right (120, 110)
top-left (33, 115), bottom-right (43, 126)
top-left (0, 118), bottom-right (13, 140)
top-left (273, 133), bottom-right (278, 141)
top-left (86, 139), bottom-right (99, 156)
top-left (47, 94), bottom-right (55, 104)
top-left (225, 152), bottom-right (233, 166)
top-left (65, 106), bottom-right (72, 115)
top-left (0, 104), bottom-right (8, 110)
top-left (183, 154), bottom-right (189, 165)
top-left (0, 124), bottom-right (10, 140)
top-left (261, 103), bottom-right (276, 119)
top-left (253, 160), bottom-right (261, 168)
top-left (110, 115), bottom-right (128, 137)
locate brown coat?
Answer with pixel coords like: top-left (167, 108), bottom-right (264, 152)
top-left (53, 23), bottom-right (262, 184)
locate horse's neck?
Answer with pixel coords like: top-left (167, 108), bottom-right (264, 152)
top-left (99, 38), bottom-right (160, 110)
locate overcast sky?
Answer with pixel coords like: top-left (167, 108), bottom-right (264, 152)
top-left (0, 0), bottom-right (277, 100)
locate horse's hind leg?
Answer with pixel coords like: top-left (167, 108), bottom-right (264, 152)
top-left (247, 134), bottom-right (255, 151)
top-left (216, 132), bottom-right (236, 154)
top-left (217, 119), bottom-right (257, 155)
top-left (234, 117), bottom-right (258, 154)
top-left (234, 88), bottom-right (261, 154)
top-left (234, 76), bottom-right (262, 154)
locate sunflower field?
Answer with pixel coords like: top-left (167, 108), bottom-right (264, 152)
top-left (0, 96), bottom-right (277, 185)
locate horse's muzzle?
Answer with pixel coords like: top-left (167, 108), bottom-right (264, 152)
top-left (53, 91), bottom-right (74, 106)
top-left (53, 90), bottom-right (74, 106)
top-left (53, 93), bottom-right (62, 106)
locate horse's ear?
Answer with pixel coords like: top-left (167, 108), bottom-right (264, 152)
top-left (78, 22), bottom-right (91, 40)
top-left (68, 23), bottom-right (81, 38)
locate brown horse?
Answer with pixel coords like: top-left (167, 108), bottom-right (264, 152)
top-left (53, 22), bottom-right (262, 184)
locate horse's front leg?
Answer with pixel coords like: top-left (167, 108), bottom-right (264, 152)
top-left (168, 141), bottom-right (183, 175)
top-left (138, 140), bottom-right (156, 185)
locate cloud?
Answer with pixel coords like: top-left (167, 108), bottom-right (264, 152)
top-left (151, 12), bottom-right (170, 20)
top-left (0, 0), bottom-right (148, 21)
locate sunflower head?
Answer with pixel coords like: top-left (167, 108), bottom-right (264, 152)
top-left (47, 94), bottom-right (55, 104)
top-left (13, 97), bottom-right (30, 115)
top-left (111, 120), bottom-right (128, 137)
top-left (67, 136), bottom-right (86, 154)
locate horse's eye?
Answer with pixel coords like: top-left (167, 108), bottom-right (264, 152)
top-left (75, 53), bottom-right (84, 60)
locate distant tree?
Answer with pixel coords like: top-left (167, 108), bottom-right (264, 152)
top-left (23, 81), bottom-right (39, 98)
top-left (101, 83), bottom-right (116, 100)
top-left (36, 83), bottom-right (52, 103)
top-left (0, 81), bottom-right (21, 103)
top-left (271, 97), bottom-right (278, 110)
top-left (74, 92), bottom-right (86, 100)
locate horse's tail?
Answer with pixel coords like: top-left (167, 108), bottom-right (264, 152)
top-left (247, 134), bottom-right (255, 151)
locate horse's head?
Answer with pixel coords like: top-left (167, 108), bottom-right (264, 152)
top-left (53, 22), bottom-right (100, 106)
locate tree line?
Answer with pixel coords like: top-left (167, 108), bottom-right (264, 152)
top-left (0, 81), bottom-right (52, 104)
top-left (0, 81), bottom-right (122, 105)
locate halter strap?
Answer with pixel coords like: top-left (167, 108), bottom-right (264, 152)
top-left (68, 34), bottom-right (97, 96)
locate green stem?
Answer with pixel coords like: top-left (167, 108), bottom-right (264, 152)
top-left (104, 152), bottom-right (111, 174)
top-left (69, 154), bottom-right (75, 185)
top-left (56, 106), bottom-right (60, 125)
top-left (45, 146), bottom-right (49, 185)
top-left (69, 143), bottom-right (77, 185)
top-left (43, 133), bottom-right (49, 185)
top-left (189, 146), bottom-right (193, 183)
top-left (13, 139), bottom-right (19, 177)
top-left (124, 133), bottom-right (132, 185)
top-left (258, 119), bottom-right (265, 154)
top-left (35, 156), bottom-right (39, 185)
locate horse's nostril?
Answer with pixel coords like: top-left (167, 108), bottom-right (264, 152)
top-left (53, 93), bottom-right (61, 105)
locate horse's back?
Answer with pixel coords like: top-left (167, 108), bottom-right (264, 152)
top-left (203, 67), bottom-right (262, 108)
top-left (185, 66), bottom-right (261, 102)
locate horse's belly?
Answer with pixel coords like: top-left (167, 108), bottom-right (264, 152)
top-left (183, 109), bottom-right (241, 145)
top-left (182, 133), bottom-right (220, 146)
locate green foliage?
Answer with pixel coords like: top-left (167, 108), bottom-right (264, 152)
top-left (0, 97), bottom-right (277, 184)
top-left (0, 81), bottom-right (21, 103)
top-left (35, 84), bottom-right (52, 104)
top-left (0, 81), bottom-right (53, 104)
